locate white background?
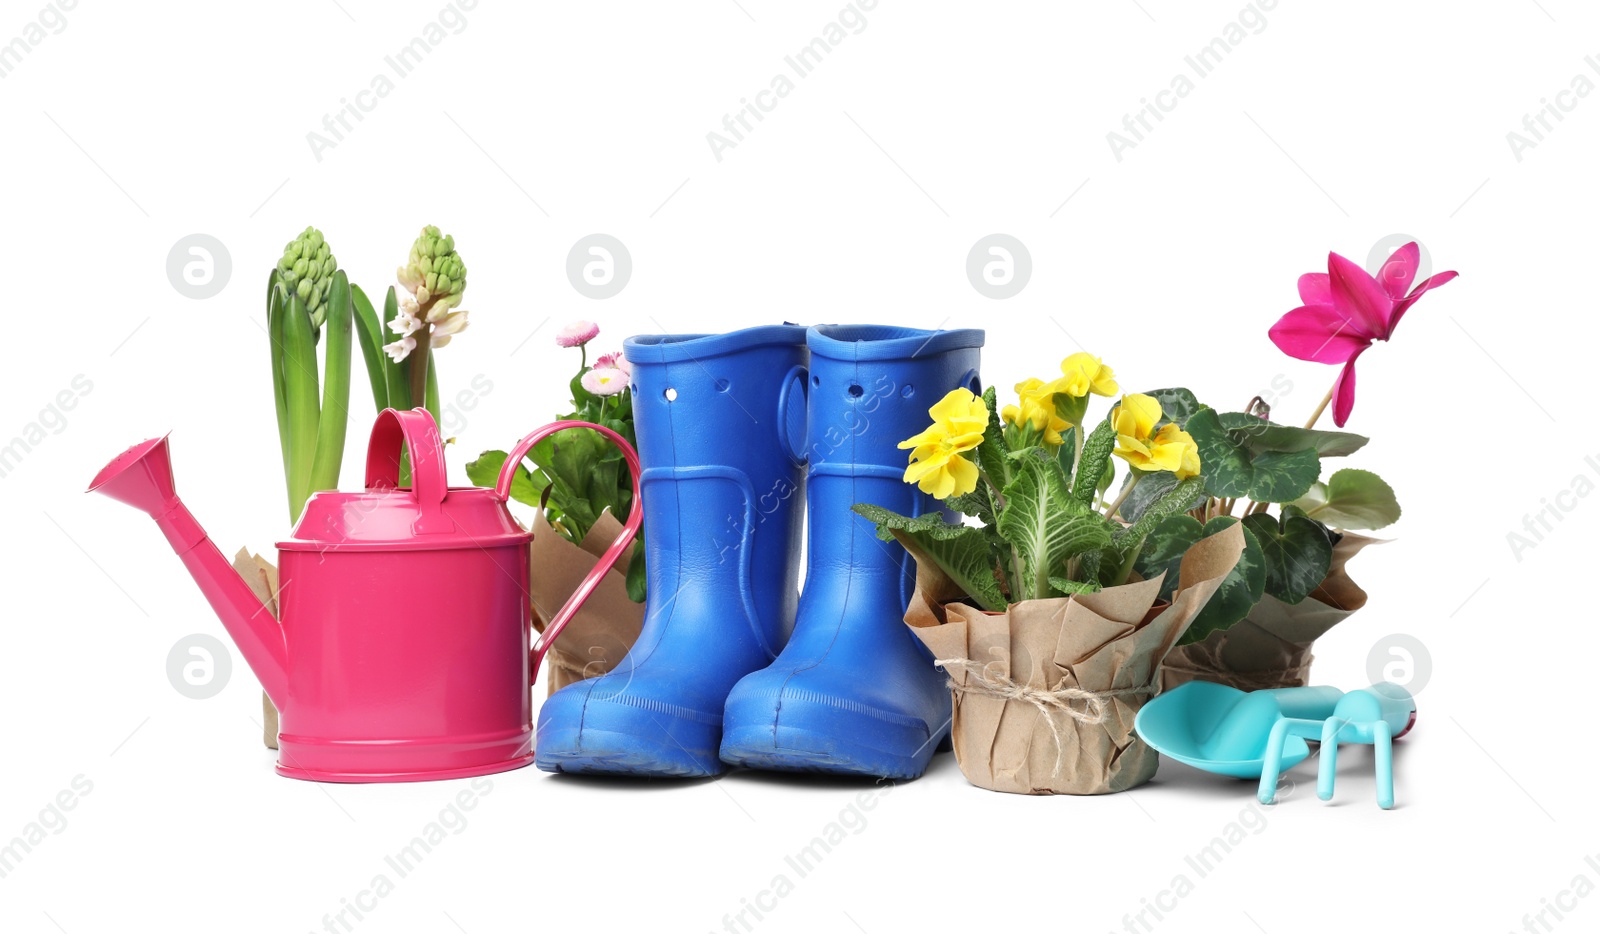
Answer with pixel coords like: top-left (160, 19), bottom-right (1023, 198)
top-left (1, 1), bottom-right (1589, 932)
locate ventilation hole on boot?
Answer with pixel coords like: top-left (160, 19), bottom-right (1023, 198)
top-left (901, 384), bottom-right (915, 398)
top-left (714, 378), bottom-right (730, 392)
top-left (848, 383), bottom-right (864, 398)
top-left (812, 375), bottom-right (820, 386)
top-left (664, 387), bottom-right (678, 402)
top-left (630, 383), bottom-right (639, 393)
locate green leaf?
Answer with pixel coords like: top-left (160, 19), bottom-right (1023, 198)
top-left (1241, 511), bottom-right (1334, 605)
top-left (1134, 515), bottom-right (1266, 645)
top-left (424, 347), bottom-right (440, 427)
top-left (974, 386), bottom-right (1012, 492)
top-left (1112, 474), bottom-right (1206, 554)
top-left (946, 490), bottom-right (996, 527)
top-left (1115, 470), bottom-right (1204, 525)
top-left (625, 546), bottom-right (647, 603)
top-left (1070, 417), bottom-right (1115, 510)
top-left (267, 277), bottom-right (293, 520)
top-left (308, 270), bottom-right (352, 494)
top-left (349, 283), bottom-right (388, 412)
top-left (465, 449), bottom-right (547, 507)
top-left (852, 504), bottom-right (1008, 611)
top-left (1291, 468), bottom-right (1401, 530)
top-left (381, 287), bottom-right (410, 410)
top-left (1048, 577), bottom-right (1102, 596)
top-left (1217, 413), bottom-right (1368, 457)
top-left (281, 292), bottom-right (321, 521)
top-left (1145, 387), bottom-right (1202, 428)
top-left (998, 452), bottom-right (1113, 600)
top-left (1188, 407), bottom-right (1321, 503)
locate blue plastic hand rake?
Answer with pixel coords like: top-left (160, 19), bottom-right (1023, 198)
top-left (1257, 683), bottom-right (1417, 809)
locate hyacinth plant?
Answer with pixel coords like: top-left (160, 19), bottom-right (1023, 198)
top-left (267, 226), bottom-right (352, 522)
top-left (345, 226), bottom-right (469, 485)
top-left (466, 321), bottom-right (646, 601)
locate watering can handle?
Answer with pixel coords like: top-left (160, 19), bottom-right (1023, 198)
top-left (495, 420), bottom-right (644, 682)
top-left (364, 408), bottom-right (451, 534)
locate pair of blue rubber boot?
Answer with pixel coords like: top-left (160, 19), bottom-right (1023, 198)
top-left (534, 324), bottom-right (984, 779)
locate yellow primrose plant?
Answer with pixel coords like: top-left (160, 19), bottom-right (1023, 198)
top-left (856, 354), bottom-right (1290, 644)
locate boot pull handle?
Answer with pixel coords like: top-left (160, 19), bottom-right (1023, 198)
top-left (778, 365), bottom-right (809, 466)
top-left (365, 407), bottom-right (450, 534)
top-left (495, 420), bottom-right (644, 681)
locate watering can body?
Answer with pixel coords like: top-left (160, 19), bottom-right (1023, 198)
top-left (89, 408), bottom-right (642, 783)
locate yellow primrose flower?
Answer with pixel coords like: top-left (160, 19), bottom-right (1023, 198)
top-left (1057, 353), bottom-right (1119, 398)
top-left (1110, 393), bottom-right (1201, 479)
top-left (899, 388), bottom-right (988, 498)
top-left (1001, 377), bottom-right (1071, 446)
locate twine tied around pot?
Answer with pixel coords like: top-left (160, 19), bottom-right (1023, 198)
top-left (935, 657), bottom-right (1156, 776)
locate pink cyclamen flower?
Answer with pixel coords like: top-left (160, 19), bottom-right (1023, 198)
top-left (1267, 242), bottom-right (1457, 426)
top-left (581, 366), bottom-right (628, 396)
top-left (556, 320), bottom-right (600, 348)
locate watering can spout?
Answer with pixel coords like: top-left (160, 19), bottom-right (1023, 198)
top-left (88, 436), bottom-right (289, 709)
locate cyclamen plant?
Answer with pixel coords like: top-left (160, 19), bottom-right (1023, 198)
top-left (466, 320), bottom-right (646, 602)
top-left (857, 240), bottom-right (1457, 646)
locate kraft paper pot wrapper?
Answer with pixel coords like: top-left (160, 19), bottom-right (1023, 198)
top-left (906, 522), bottom-right (1245, 795)
top-left (529, 510), bottom-right (645, 695)
top-left (232, 548), bottom-right (282, 750)
top-left (1161, 532), bottom-right (1383, 692)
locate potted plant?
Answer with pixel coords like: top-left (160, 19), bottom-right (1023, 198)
top-left (467, 321), bottom-right (647, 695)
top-left (1157, 242), bottom-right (1456, 691)
top-left (854, 355), bottom-right (1245, 795)
top-left (244, 225), bottom-right (473, 748)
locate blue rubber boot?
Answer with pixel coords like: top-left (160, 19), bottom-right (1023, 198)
top-left (719, 325), bottom-right (984, 779)
top-left (535, 325), bottom-right (809, 777)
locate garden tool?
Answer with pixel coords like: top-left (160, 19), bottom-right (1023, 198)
top-left (89, 408), bottom-right (641, 783)
top-left (720, 325), bottom-right (985, 779)
top-left (1135, 681), bottom-right (1346, 779)
top-left (1257, 682), bottom-right (1416, 809)
top-left (535, 325), bottom-right (810, 777)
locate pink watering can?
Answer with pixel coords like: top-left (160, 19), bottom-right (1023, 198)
top-left (88, 408), bottom-right (642, 783)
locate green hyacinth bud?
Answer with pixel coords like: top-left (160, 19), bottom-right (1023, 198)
top-left (400, 225), bottom-right (466, 311)
top-left (278, 226), bottom-right (338, 329)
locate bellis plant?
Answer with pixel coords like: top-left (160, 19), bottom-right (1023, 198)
top-left (467, 321), bottom-right (646, 602)
top-left (855, 356), bottom-right (1213, 629)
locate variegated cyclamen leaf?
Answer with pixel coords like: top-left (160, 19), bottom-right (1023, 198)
top-left (1188, 408), bottom-right (1321, 503)
top-left (1134, 515), bottom-right (1266, 645)
top-left (1240, 511), bottom-right (1334, 605)
top-left (1217, 412), bottom-right (1369, 458)
top-left (1291, 468), bottom-right (1402, 530)
top-left (1143, 387), bottom-right (1202, 428)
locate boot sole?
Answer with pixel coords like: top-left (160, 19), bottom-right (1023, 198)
top-left (535, 726), bottom-right (725, 778)
top-left (719, 721), bottom-right (947, 781)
